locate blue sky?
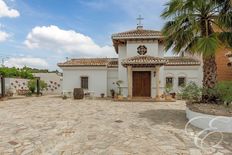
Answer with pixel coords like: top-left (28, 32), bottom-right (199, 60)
top-left (0, 0), bottom-right (168, 70)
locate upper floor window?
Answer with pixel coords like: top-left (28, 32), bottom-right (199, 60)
top-left (81, 76), bottom-right (88, 89)
top-left (137, 45), bottom-right (147, 55)
top-left (178, 77), bottom-right (186, 87)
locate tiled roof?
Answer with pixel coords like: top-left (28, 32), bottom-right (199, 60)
top-left (112, 29), bottom-right (162, 39)
top-left (58, 57), bottom-right (201, 68)
top-left (121, 55), bottom-right (167, 67)
top-left (165, 57), bottom-right (201, 66)
top-left (57, 58), bottom-right (118, 68)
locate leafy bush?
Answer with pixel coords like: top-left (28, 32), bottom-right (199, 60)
top-left (115, 80), bottom-right (123, 95)
top-left (28, 80), bottom-right (36, 93)
top-left (179, 82), bottom-right (202, 103)
top-left (202, 81), bottom-right (232, 105)
top-left (165, 83), bottom-right (173, 94)
top-left (215, 81), bottom-right (232, 104)
top-left (27, 79), bottom-right (47, 93)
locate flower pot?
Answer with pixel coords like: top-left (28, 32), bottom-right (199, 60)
top-left (165, 94), bottom-right (173, 101)
top-left (100, 93), bottom-right (105, 98)
top-left (117, 95), bottom-right (124, 100)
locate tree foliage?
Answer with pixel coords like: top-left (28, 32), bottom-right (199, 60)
top-left (22, 66), bottom-right (59, 73)
top-left (161, 0), bottom-right (232, 54)
top-left (0, 67), bottom-right (34, 79)
top-left (161, 0), bottom-right (232, 89)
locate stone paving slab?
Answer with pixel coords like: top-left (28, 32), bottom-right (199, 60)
top-left (0, 96), bottom-right (231, 155)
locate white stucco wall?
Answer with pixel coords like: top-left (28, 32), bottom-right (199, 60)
top-left (164, 66), bottom-right (203, 93)
top-left (186, 108), bottom-right (232, 133)
top-left (62, 67), bottom-right (108, 97)
top-left (33, 73), bottom-right (62, 95)
top-left (127, 40), bottom-right (159, 57)
top-left (4, 78), bottom-right (29, 94)
top-left (107, 68), bottom-right (118, 97)
top-left (158, 43), bottom-right (165, 57)
top-left (118, 45), bottom-right (128, 95)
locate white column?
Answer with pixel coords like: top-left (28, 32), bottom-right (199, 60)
top-left (156, 66), bottom-right (160, 100)
top-left (127, 66), bottom-right (132, 99)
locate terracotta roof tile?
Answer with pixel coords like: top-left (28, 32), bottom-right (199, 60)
top-left (121, 55), bottom-right (167, 67)
top-left (165, 57), bottom-right (201, 66)
top-left (58, 57), bottom-right (201, 68)
top-left (112, 29), bottom-right (162, 39)
top-left (57, 58), bottom-right (118, 68)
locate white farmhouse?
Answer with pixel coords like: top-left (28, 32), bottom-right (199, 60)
top-left (58, 26), bottom-right (203, 99)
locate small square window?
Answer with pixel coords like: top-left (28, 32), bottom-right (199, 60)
top-left (81, 77), bottom-right (88, 89)
top-left (166, 77), bottom-right (173, 86)
top-left (178, 77), bottom-right (186, 87)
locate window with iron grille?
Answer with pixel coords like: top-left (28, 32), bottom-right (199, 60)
top-left (166, 77), bottom-right (173, 86)
top-left (81, 77), bottom-right (88, 89)
top-left (178, 77), bottom-right (186, 87)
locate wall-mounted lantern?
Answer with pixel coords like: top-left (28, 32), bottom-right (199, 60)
top-left (153, 71), bottom-right (156, 77)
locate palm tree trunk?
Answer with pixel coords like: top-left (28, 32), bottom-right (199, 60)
top-left (203, 56), bottom-right (217, 88)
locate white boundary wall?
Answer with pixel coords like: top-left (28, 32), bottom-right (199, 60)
top-left (186, 108), bottom-right (232, 133)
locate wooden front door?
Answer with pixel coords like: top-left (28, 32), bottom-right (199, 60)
top-left (132, 71), bottom-right (151, 97)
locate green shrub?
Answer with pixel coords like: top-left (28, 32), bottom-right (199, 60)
top-left (115, 80), bottom-right (123, 95)
top-left (27, 79), bottom-right (47, 93)
top-left (202, 81), bottom-right (232, 105)
top-left (179, 82), bottom-right (202, 103)
top-left (215, 81), bottom-right (232, 104)
top-left (28, 80), bottom-right (36, 93)
top-left (165, 83), bottom-right (173, 94)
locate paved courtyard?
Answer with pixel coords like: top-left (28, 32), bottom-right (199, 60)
top-left (0, 96), bottom-right (231, 155)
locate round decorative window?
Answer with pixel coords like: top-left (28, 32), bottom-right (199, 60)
top-left (137, 45), bottom-right (147, 55)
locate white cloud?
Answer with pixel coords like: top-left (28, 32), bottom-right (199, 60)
top-left (0, 0), bottom-right (20, 18)
top-left (24, 25), bottom-right (116, 57)
top-left (0, 30), bottom-right (9, 42)
top-left (5, 57), bottom-right (48, 69)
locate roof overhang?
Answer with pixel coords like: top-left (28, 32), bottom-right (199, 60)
top-left (121, 55), bottom-right (168, 68)
top-left (111, 29), bottom-right (164, 53)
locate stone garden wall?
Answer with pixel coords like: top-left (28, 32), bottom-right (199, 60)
top-left (0, 73), bottom-right (62, 95)
top-left (5, 78), bottom-right (29, 94)
top-left (33, 73), bottom-right (62, 95)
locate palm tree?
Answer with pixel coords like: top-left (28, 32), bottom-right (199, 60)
top-left (161, 0), bottom-right (232, 89)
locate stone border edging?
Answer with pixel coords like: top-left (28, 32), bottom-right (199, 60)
top-left (186, 108), bottom-right (232, 133)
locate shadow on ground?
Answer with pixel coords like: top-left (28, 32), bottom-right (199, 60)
top-left (139, 109), bottom-right (188, 129)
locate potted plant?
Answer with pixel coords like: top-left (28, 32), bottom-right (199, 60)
top-left (116, 80), bottom-right (123, 100)
top-left (62, 94), bottom-right (67, 100)
top-left (100, 93), bottom-right (105, 98)
top-left (165, 83), bottom-right (173, 100)
top-left (110, 89), bottom-right (115, 98)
